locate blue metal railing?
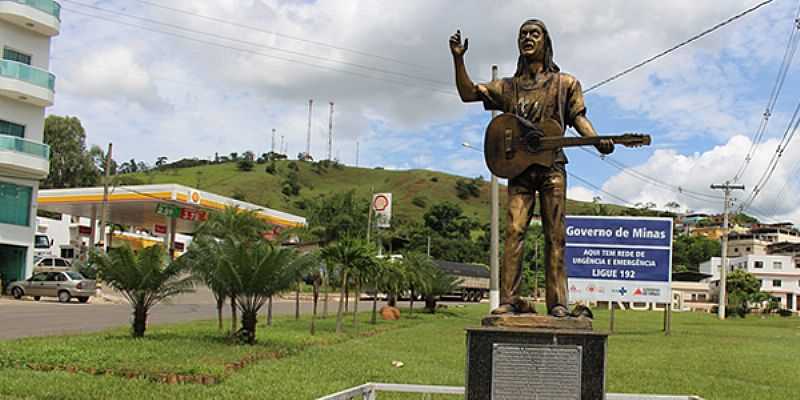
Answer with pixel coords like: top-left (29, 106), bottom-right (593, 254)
top-left (0, 59), bottom-right (55, 91)
top-left (0, 134), bottom-right (50, 159)
top-left (1, 0), bottom-right (61, 21)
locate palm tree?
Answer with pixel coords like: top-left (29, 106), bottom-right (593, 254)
top-left (321, 237), bottom-right (372, 333)
top-left (402, 252), bottom-right (436, 316)
top-left (191, 206), bottom-right (269, 333)
top-left (349, 256), bottom-right (377, 328)
top-left (92, 245), bottom-right (193, 338)
top-left (371, 257), bottom-right (405, 324)
top-left (182, 236), bottom-right (227, 331)
top-left (421, 266), bottom-right (460, 314)
top-left (217, 238), bottom-right (315, 344)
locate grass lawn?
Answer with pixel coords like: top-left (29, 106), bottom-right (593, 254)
top-left (1, 305), bottom-right (798, 399)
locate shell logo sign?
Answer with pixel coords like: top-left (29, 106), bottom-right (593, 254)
top-left (189, 190), bottom-right (201, 205)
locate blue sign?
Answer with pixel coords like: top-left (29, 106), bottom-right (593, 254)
top-left (566, 216), bottom-right (673, 303)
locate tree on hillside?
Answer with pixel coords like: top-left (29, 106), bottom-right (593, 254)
top-left (424, 202), bottom-right (476, 239)
top-left (43, 115), bottom-right (99, 189)
top-left (156, 156), bottom-right (168, 168)
top-left (88, 144), bottom-right (117, 177)
top-left (673, 235), bottom-right (721, 271)
top-left (306, 191), bottom-right (370, 243)
top-left (92, 245), bottom-right (194, 338)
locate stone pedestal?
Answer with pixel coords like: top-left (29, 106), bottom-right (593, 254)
top-left (466, 325), bottom-right (608, 400)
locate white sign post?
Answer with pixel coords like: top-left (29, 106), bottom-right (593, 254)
top-left (372, 193), bottom-right (392, 228)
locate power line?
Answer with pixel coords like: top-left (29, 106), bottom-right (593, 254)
top-left (62, 7), bottom-right (460, 97)
top-left (740, 95), bottom-right (800, 211)
top-left (61, 0), bottom-right (453, 90)
top-left (584, 0), bottom-right (776, 93)
top-left (566, 171), bottom-right (636, 207)
top-left (131, 0), bottom-right (434, 72)
top-left (733, 2), bottom-right (800, 182)
top-left (570, 138), bottom-right (723, 203)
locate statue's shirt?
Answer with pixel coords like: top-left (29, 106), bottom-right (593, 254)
top-left (477, 72), bottom-right (587, 165)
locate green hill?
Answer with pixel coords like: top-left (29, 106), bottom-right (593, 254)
top-left (127, 159), bottom-right (636, 224)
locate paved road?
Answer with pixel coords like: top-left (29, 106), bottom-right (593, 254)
top-left (0, 287), bottom-right (463, 340)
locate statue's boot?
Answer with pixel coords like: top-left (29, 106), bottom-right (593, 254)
top-left (491, 303), bottom-right (516, 315)
top-left (512, 298), bottom-right (537, 314)
top-left (571, 304), bottom-right (594, 319)
top-left (549, 304), bottom-right (570, 318)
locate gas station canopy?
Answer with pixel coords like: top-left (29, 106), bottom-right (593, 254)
top-left (37, 184), bottom-right (306, 235)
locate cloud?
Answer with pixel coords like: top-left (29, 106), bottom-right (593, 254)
top-left (567, 186), bottom-right (597, 203)
top-left (601, 134), bottom-right (800, 223)
top-left (42, 0), bottom-right (800, 226)
top-left (59, 46), bottom-right (169, 111)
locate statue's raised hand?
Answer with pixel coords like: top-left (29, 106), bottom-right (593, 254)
top-left (449, 30), bottom-right (468, 57)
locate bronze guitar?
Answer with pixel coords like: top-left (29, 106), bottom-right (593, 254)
top-left (483, 113), bottom-right (651, 179)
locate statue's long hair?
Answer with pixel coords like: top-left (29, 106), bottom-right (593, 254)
top-left (514, 19), bottom-right (560, 77)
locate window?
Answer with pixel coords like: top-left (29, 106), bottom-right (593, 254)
top-left (733, 247), bottom-right (739, 253)
top-left (754, 261), bottom-right (764, 269)
top-left (53, 258), bottom-right (69, 267)
top-left (2, 47), bottom-right (31, 65)
top-left (746, 247), bottom-right (751, 252)
top-left (60, 248), bottom-right (75, 259)
top-left (30, 273), bottom-right (48, 282)
top-left (795, 262), bottom-right (800, 269)
top-left (0, 120), bottom-right (25, 138)
top-left (773, 261), bottom-right (783, 269)
top-left (698, 294), bottom-right (707, 301)
top-left (0, 181), bottom-right (32, 226)
top-left (773, 280), bottom-right (782, 287)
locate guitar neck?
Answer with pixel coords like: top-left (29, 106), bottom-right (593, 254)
top-left (538, 135), bottom-right (636, 150)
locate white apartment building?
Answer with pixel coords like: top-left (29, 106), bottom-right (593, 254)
top-left (0, 0), bottom-right (59, 288)
top-left (727, 227), bottom-right (800, 257)
top-left (700, 255), bottom-right (800, 313)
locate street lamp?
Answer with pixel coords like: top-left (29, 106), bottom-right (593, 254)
top-left (461, 140), bottom-right (500, 310)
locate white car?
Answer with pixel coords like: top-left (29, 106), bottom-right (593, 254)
top-left (33, 256), bottom-right (71, 271)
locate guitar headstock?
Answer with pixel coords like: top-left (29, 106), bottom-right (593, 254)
top-left (616, 134), bottom-right (651, 148)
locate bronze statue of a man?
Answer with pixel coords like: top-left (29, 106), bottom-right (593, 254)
top-left (450, 20), bottom-right (614, 317)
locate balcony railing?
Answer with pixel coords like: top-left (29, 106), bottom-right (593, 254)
top-left (1, 0), bottom-right (61, 21)
top-left (0, 59), bottom-right (55, 91)
top-left (0, 134), bottom-right (50, 159)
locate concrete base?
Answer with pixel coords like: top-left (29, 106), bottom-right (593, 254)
top-left (466, 327), bottom-right (608, 400)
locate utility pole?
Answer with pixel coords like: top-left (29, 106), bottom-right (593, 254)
top-left (271, 128), bottom-right (276, 154)
top-left (328, 102), bottom-right (334, 161)
top-left (710, 182), bottom-right (745, 320)
top-left (355, 140), bottom-right (360, 167)
top-left (489, 64), bottom-right (500, 311)
top-left (98, 142), bottom-right (112, 253)
top-left (306, 99), bottom-right (313, 158)
top-left (280, 134), bottom-right (285, 155)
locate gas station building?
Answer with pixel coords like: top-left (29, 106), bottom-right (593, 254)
top-left (20, 184), bottom-right (306, 279)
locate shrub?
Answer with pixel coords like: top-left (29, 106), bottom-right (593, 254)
top-left (430, 176), bottom-right (439, 182)
top-left (265, 162), bottom-right (277, 174)
top-left (231, 188), bottom-right (247, 201)
top-left (282, 180), bottom-right (300, 196)
top-left (288, 162), bottom-right (299, 171)
top-left (455, 179), bottom-right (480, 199)
top-left (237, 159), bottom-right (255, 172)
top-left (412, 196), bottom-right (428, 208)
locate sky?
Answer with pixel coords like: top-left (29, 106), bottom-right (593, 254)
top-left (47, 0), bottom-right (800, 224)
